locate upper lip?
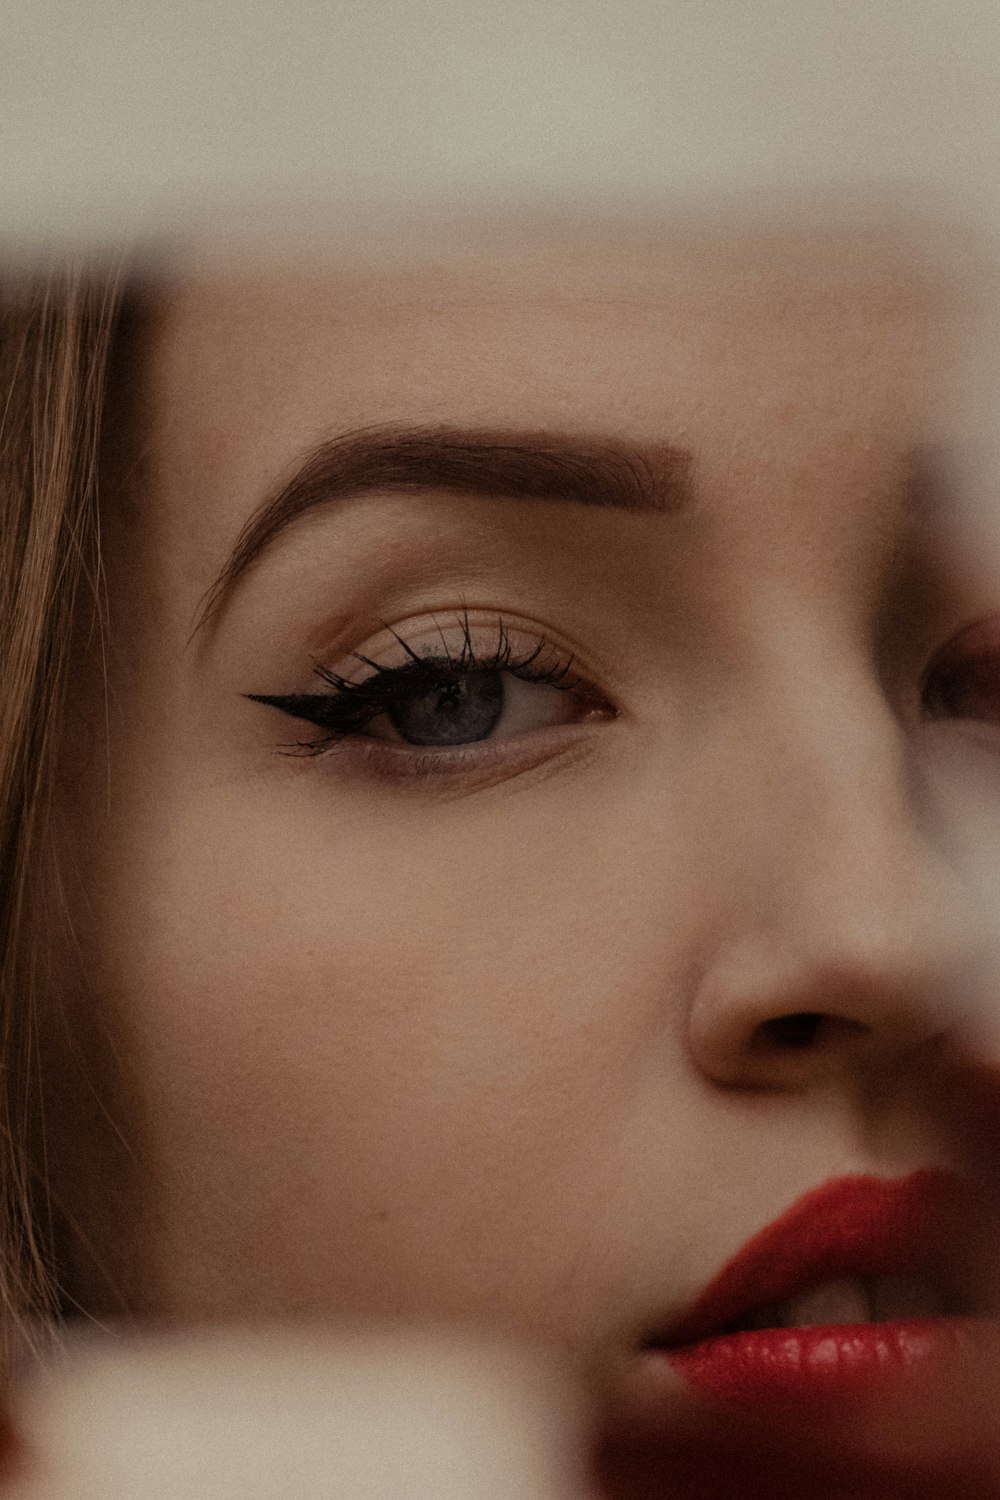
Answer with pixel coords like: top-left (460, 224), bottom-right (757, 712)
top-left (647, 1168), bottom-right (978, 1349)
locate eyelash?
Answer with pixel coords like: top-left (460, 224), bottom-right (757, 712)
top-left (248, 613), bottom-right (586, 759)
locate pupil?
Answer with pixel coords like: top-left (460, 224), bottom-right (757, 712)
top-left (389, 670), bottom-right (505, 745)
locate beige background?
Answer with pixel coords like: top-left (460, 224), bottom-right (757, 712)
top-left (0, 0), bottom-right (997, 251)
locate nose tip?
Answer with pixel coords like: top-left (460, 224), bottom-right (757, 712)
top-left (687, 916), bottom-right (961, 1091)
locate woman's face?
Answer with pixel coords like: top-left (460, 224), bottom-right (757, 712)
top-left (48, 228), bottom-right (997, 1397)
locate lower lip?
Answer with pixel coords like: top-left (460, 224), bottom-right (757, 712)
top-left (598, 1328), bottom-right (996, 1500)
top-left (592, 1320), bottom-right (1000, 1500)
top-left (655, 1316), bottom-right (980, 1407)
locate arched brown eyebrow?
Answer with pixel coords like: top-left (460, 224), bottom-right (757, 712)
top-left (188, 425), bottom-right (695, 649)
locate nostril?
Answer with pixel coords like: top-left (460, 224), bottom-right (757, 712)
top-left (755, 1012), bottom-right (824, 1049)
top-left (752, 1012), bottom-right (868, 1052)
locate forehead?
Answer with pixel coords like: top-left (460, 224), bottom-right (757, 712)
top-left (150, 231), bottom-right (933, 424)
top-left (125, 229), bottom-right (942, 637)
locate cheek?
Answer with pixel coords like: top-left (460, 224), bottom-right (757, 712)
top-left (114, 771), bottom-right (703, 1331)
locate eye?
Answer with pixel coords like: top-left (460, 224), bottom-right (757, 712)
top-left (922, 618), bottom-right (1000, 725)
top-left (355, 666), bottom-right (583, 746)
top-left (246, 613), bottom-right (615, 765)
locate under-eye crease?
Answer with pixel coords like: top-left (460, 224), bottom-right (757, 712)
top-left (245, 611), bottom-right (615, 774)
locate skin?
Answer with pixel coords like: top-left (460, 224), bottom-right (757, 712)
top-left (42, 224), bottom-right (997, 1413)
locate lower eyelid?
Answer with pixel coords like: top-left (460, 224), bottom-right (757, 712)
top-left (275, 716), bottom-right (610, 788)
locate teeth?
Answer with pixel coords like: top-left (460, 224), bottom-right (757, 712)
top-left (777, 1277), bottom-right (871, 1328)
top-left (735, 1273), bottom-right (946, 1332)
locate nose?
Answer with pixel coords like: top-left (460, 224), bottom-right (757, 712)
top-left (687, 669), bottom-right (970, 1091)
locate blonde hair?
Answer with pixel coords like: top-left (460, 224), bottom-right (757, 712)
top-left (0, 264), bottom-right (123, 1371)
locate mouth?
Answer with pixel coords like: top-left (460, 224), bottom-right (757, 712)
top-left (637, 1170), bottom-right (990, 1409)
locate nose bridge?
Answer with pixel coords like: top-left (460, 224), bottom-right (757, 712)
top-left (755, 663), bottom-right (914, 923)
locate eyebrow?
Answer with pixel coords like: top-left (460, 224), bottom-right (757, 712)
top-left (189, 424), bottom-right (695, 647)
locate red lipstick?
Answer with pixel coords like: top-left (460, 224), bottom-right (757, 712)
top-left (645, 1170), bottom-right (984, 1409)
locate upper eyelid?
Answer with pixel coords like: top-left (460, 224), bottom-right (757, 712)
top-left (311, 634), bottom-right (579, 696)
top-left (312, 615), bottom-right (569, 683)
top-left (243, 618), bottom-right (583, 720)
